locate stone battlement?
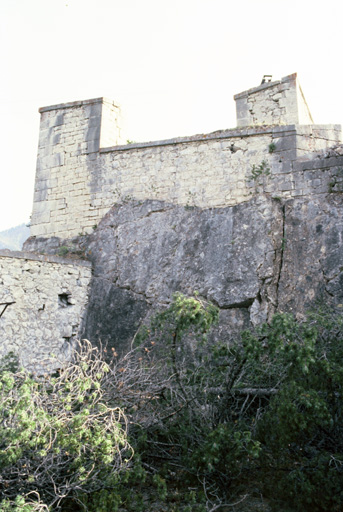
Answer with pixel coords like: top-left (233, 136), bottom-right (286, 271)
top-left (234, 73), bottom-right (313, 126)
top-left (30, 73), bottom-right (342, 239)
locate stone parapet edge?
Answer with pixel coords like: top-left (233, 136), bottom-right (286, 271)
top-left (293, 155), bottom-right (343, 171)
top-left (0, 249), bottom-right (92, 268)
top-left (100, 124), bottom-right (341, 153)
top-left (233, 73), bottom-right (297, 100)
top-left (39, 97), bottom-right (119, 114)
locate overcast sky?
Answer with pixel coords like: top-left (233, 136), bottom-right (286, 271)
top-left (1, 0), bottom-right (343, 232)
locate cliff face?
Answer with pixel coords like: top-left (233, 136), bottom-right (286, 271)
top-left (81, 197), bottom-right (282, 350)
top-left (24, 193), bottom-right (343, 353)
top-left (278, 195), bottom-right (343, 311)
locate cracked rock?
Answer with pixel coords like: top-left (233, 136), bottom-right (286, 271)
top-left (81, 198), bottom-right (284, 352)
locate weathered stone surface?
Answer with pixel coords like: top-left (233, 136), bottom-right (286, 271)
top-left (19, 79), bottom-right (343, 360)
top-left (277, 195), bottom-right (343, 316)
top-left (82, 279), bottom-right (150, 352)
top-left (25, 193), bottom-right (343, 353)
top-left (25, 193), bottom-right (343, 350)
top-left (234, 73), bottom-right (313, 127)
top-left (29, 77), bottom-right (342, 239)
top-left (26, 197), bottom-right (282, 351)
top-left (0, 251), bottom-right (92, 371)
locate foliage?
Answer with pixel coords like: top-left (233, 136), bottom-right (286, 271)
top-left (253, 307), bottom-right (343, 511)
top-left (0, 341), bottom-right (132, 511)
top-left (247, 159), bottom-right (271, 181)
top-left (0, 494), bottom-right (49, 511)
top-left (117, 294), bottom-right (262, 506)
top-left (114, 298), bottom-right (343, 510)
top-left (1, 295), bottom-right (342, 511)
top-left (57, 246), bottom-right (69, 257)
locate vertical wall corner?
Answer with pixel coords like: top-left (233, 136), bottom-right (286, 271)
top-left (296, 81), bottom-right (314, 125)
top-left (31, 97), bottom-right (122, 238)
top-left (99, 98), bottom-right (123, 148)
top-left (234, 73), bottom-right (313, 127)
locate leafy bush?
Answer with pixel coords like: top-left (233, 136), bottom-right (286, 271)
top-left (252, 308), bottom-right (343, 511)
top-left (112, 297), bottom-right (343, 510)
top-left (1, 295), bottom-right (342, 511)
top-left (0, 341), bottom-right (132, 511)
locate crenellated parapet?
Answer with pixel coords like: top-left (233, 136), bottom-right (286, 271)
top-left (29, 74), bottom-right (342, 240)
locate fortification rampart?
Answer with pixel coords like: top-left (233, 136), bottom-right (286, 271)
top-left (30, 73), bottom-right (342, 239)
top-left (2, 72), bottom-right (343, 368)
top-left (0, 250), bottom-right (92, 371)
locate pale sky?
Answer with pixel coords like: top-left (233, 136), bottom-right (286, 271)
top-left (1, 0), bottom-right (343, 232)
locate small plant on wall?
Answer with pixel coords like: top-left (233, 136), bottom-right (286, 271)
top-left (112, 186), bottom-right (133, 205)
top-left (185, 190), bottom-right (198, 210)
top-left (246, 159), bottom-right (273, 194)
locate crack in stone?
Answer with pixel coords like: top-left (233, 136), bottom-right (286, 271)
top-left (144, 207), bottom-right (170, 218)
top-left (116, 283), bottom-right (151, 302)
top-left (211, 297), bottom-right (255, 310)
top-left (0, 302), bottom-right (15, 319)
top-left (319, 259), bottom-right (339, 298)
top-left (274, 202), bottom-right (286, 311)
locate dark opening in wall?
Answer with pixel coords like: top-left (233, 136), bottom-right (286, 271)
top-left (58, 293), bottom-right (72, 308)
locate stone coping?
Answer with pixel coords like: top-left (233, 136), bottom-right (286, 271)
top-left (100, 124), bottom-right (341, 153)
top-left (101, 125), bottom-right (285, 153)
top-left (0, 249), bottom-right (92, 267)
top-left (234, 73), bottom-right (297, 100)
top-left (39, 97), bottom-right (120, 113)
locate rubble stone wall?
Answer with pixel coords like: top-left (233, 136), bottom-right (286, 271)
top-left (234, 73), bottom-right (313, 127)
top-left (0, 250), bottom-right (92, 371)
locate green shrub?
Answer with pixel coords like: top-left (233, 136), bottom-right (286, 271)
top-left (1, 295), bottom-right (342, 511)
top-left (252, 307), bottom-right (343, 511)
top-left (0, 494), bottom-right (49, 511)
top-left (57, 246), bottom-right (69, 257)
top-left (0, 341), bottom-right (132, 511)
top-left (118, 298), bottom-right (343, 510)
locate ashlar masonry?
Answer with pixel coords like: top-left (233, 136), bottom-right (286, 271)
top-left (30, 73), bottom-right (343, 239)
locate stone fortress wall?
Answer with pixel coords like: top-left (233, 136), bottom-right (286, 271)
top-left (30, 73), bottom-right (343, 239)
top-left (1, 73), bottom-right (343, 368)
top-left (0, 250), bottom-right (92, 370)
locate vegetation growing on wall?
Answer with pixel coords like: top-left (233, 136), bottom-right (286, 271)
top-left (1, 296), bottom-right (342, 511)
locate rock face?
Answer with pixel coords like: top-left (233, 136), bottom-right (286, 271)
top-left (278, 195), bottom-right (343, 314)
top-left (24, 193), bottom-right (343, 353)
top-left (81, 197), bottom-right (282, 350)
